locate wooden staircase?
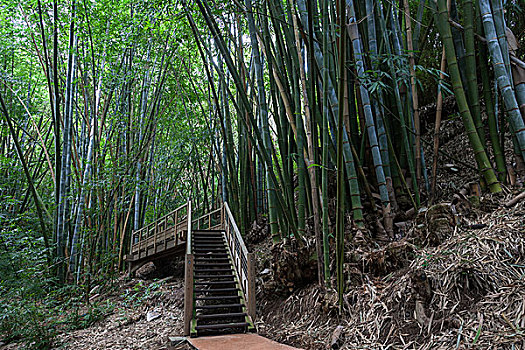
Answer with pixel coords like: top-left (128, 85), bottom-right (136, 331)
top-left (128, 201), bottom-right (256, 337)
top-left (191, 229), bottom-right (254, 335)
top-left (184, 203), bottom-right (256, 336)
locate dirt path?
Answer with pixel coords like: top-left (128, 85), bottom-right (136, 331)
top-left (56, 277), bottom-right (185, 350)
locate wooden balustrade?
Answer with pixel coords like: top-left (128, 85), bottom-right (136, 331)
top-left (223, 202), bottom-right (256, 321)
top-left (129, 202), bottom-right (190, 261)
top-left (192, 206), bottom-right (224, 231)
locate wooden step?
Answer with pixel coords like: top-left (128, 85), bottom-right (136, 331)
top-left (195, 281), bottom-right (237, 286)
top-left (194, 274), bottom-right (235, 279)
top-left (195, 303), bottom-right (244, 310)
top-left (193, 233), bottom-right (224, 237)
top-left (194, 263), bottom-right (231, 267)
top-left (196, 295), bottom-right (241, 301)
top-left (196, 312), bottom-right (247, 320)
top-left (193, 244), bottom-right (226, 248)
top-left (195, 288), bottom-right (238, 293)
top-left (194, 247), bottom-right (227, 251)
top-left (193, 242), bottom-right (224, 246)
top-left (195, 258), bottom-right (230, 263)
top-left (194, 253), bottom-right (229, 257)
top-left (193, 236), bottom-right (224, 240)
top-left (193, 239), bottom-right (225, 244)
top-left (194, 268), bottom-right (233, 273)
top-left (195, 322), bottom-right (249, 331)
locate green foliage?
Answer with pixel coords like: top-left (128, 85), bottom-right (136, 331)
top-left (0, 219), bottom-right (115, 349)
top-left (0, 299), bottom-right (57, 350)
top-left (121, 279), bottom-right (163, 307)
top-left (64, 300), bottom-right (114, 331)
top-left (0, 220), bottom-right (55, 349)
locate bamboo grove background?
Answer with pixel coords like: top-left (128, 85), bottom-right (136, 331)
top-left (0, 0), bottom-right (524, 303)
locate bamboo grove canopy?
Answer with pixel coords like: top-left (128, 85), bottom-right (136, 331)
top-left (0, 0), bottom-right (524, 301)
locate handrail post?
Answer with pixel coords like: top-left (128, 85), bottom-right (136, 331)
top-left (138, 229), bottom-right (142, 259)
top-left (153, 220), bottom-right (158, 253)
top-left (221, 205), bottom-right (225, 230)
top-left (247, 252), bottom-right (256, 321)
top-left (174, 210), bottom-right (179, 246)
top-left (184, 200), bottom-right (193, 336)
top-left (184, 253), bottom-right (194, 336)
top-left (186, 200), bottom-right (192, 255)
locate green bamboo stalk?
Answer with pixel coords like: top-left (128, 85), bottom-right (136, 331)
top-left (476, 2), bottom-right (506, 181)
top-left (366, 0), bottom-right (391, 180)
top-left (321, 0), bottom-right (331, 286)
top-left (464, 0), bottom-right (485, 144)
top-left (489, 0), bottom-right (512, 80)
top-left (0, 91), bottom-right (51, 262)
top-left (336, 0), bottom-right (346, 309)
top-left (347, 0), bottom-right (390, 211)
top-left (377, 4), bottom-right (420, 206)
top-left (436, 0), bottom-right (502, 193)
top-left (480, 0), bottom-right (525, 160)
top-left (190, 1), bottom-right (299, 238)
top-left (413, 0), bottom-right (427, 52)
top-left (296, 0), bottom-right (364, 226)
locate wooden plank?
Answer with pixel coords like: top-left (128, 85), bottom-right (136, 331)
top-left (184, 253), bottom-right (194, 336)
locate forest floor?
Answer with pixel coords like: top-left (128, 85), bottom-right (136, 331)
top-left (251, 113), bottom-right (525, 349)
top-left (37, 190), bottom-right (522, 350)
top-left (39, 190), bottom-right (523, 350)
top-left (2, 111), bottom-right (524, 350)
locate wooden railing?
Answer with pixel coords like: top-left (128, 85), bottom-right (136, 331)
top-left (129, 202), bottom-right (189, 261)
top-left (192, 206), bottom-right (224, 231)
top-left (223, 202), bottom-right (256, 322)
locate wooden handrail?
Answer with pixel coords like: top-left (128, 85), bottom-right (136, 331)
top-left (192, 206), bottom-right (223, 230)
top-left (223, 202), bottom-right (255, 321)
top-left (130, 201), bottom-right (189, 259)
top-left (224, 202), bottom-right (248, 256)
top-left (132, 202), bottom-right (188, 239)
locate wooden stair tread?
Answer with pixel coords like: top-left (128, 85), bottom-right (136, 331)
top-left (194, 268), bottom-right (233, 273)
top-left (196, 295), bottom-right (241, 300)
top-left (194, 263), bottom-right (231, 267)
top-left (196, 312), bottom-right (247, 319)
top-left (194, 253), bottom-right (229, 257)
top-left (195, 288), bottom-right (238, 293)
top-left (193, 239), bottom-right (225, 243)
top-left (194, 246), bottom-right (227, 250)
top-left (195, 322), bottom-right (249, 330)
top-left (195, 281), bottom-right (237, 285)
top-left (194, 274), bottom-right (235, 279)
top-left (193, 243), bottom-right (226, 250)
top-left (195, 258), bottom-right (230, 262)
top-left (195, 303), bottom-right (244, 309)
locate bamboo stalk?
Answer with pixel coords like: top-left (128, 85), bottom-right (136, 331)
top-left (479, 0), bottom-right (525, 160)
top-left (435, 0), bottom-right (501, 193)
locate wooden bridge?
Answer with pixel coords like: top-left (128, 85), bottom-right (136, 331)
top-left (126, 201), bottom-right (256, 337)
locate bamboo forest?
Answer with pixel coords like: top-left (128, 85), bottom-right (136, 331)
top-left (0, 0), bottom-right (524, 348)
